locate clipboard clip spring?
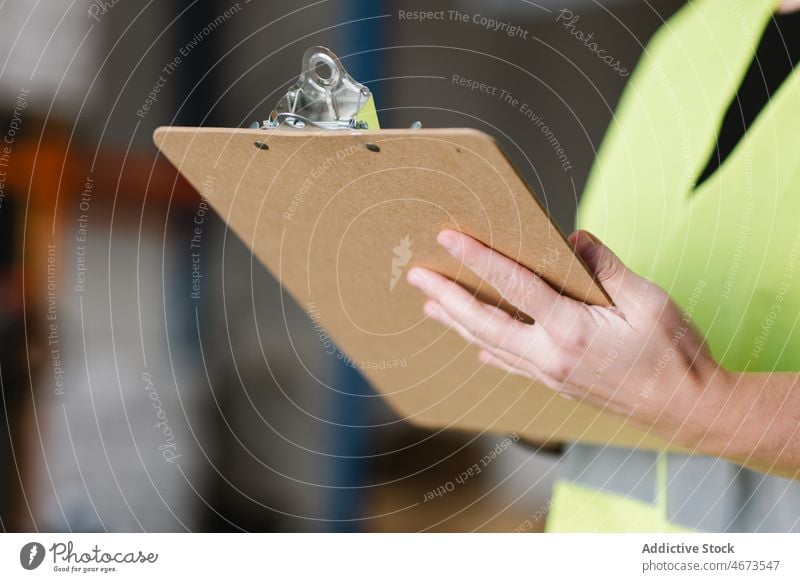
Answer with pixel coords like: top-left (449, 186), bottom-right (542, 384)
top-left (253, 47), bottom-right (373, 130)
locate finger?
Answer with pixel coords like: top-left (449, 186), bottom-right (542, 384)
top-left (433, 293), bottom-right (559, 367)
top-left (437, 230), bottom-right (585, 337)
top-left (779, 0), bottom-right (800, 14)
top-left (423, 298), bottom-right (537, 357)
top-left (409, 268), bottom-right (534, 350)
top-left (477, 348), bottom-right (536, 379)
top-left (424, 300), bottom-right (500, 352)
top-left (427, 301), bottom-right (569, 386)
top-left (476, 344), bottom-right (554, 382)
top-left (426, 296), bottom-right (577, 402)
top-left (568, 230), bottom-right (648, 311)
top-left (477, 350), bottom-right (573, 399)
top-left (425, 300), bottom-right (558, 381)
top-left (419, 276), bottom-right (554, 360)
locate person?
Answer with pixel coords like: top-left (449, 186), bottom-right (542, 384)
top-left (407, 0), bottom-right (800, 532)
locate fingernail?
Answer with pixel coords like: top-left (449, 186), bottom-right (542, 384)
top-left (407, 268), bottom-right (427, 290)
top-left (437, 230), bottom-right (462, 254)
top-left (573, 231), bottom-right (598, 262)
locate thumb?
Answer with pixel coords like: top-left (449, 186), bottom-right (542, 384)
top-left (778, 0), bottom-right (800, 14)
top-left (568, 230), bottom-right (642, 307)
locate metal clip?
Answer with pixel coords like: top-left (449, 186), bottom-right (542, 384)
top-left (253, 47), bottom-right (375, 130)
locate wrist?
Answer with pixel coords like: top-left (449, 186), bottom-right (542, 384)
top-left (669, 365), bottom-right (741, 455)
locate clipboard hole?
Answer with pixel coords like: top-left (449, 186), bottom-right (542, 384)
top-left (365, 143), bottom-right (380, 153)
top-left (254, 141), bottom-right (269, 150)
top-left (314, 62), bottom-right (333, 83)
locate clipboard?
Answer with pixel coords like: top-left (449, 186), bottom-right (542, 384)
top-left (153, 48), bottom-right (671, 450)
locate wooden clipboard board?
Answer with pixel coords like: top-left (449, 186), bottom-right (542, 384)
top-left (154, 126), bottom-right (671, 450)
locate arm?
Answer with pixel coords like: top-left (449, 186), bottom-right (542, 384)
top-left (406, 230), bottom-right (800, 478)
top-left (717, 371), bottom-right (800, 478)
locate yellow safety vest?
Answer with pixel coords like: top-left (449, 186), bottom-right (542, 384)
top-left (548, 0), bottom-right (800, 532)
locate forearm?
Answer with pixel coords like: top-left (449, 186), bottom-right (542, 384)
top-left (692, 370), bottom-right (800, 478)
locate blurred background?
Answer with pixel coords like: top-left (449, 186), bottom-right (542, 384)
top-left (0, 0), bottom-right (686, 532)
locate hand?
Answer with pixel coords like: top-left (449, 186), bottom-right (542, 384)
top-left (406, 230), bottom-right (733, 446)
